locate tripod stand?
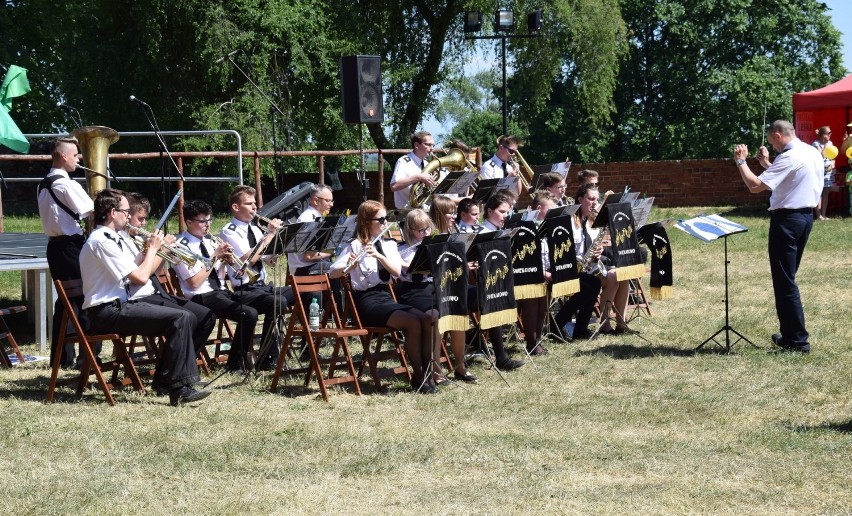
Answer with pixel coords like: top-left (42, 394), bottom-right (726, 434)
top-left (696, 234), bottom-right (755, 353)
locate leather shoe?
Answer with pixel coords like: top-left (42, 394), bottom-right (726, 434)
top-left (527, 344), bottom-right (549, 356)
top-left (771, 333), bottom-right (810, 354)
top-left (453, 370), bottom-right (478, 383)
top-left (572, 328), bottom-right (593, 340)
top-left (156, 380), bottom-right (210, 397)
top-left (411, 377), bottom-right (437, 394)
top-left (495, 357), bottom-right (525, 370)
top-left (169, 386), bottom-right (212, 406)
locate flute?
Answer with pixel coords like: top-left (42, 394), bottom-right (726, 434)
top-left (342, 224), bottom-right (394, 274)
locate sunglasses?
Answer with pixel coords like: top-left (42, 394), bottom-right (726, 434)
top-left (502, 144), bottom-right (517, 155)
top-left (370, 216), bottom-right (388, 224)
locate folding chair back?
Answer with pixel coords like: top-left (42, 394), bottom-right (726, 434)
top-left (0, 306), bottom-right (27, 367)
top-left (270, 274), bottom-right (366, 400)
top-left (46, 279), bottom-right (144, 406)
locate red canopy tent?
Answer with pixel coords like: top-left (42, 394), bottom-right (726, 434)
top-left (792, 75), bottom-right (851, 214)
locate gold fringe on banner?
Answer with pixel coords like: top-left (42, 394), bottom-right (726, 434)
top-left (551, 278), bottom-right (580, 298)
top-left (480, 309), bottom-right (516, 330)
top-left (614, 264), bottom-right (645, 281)
top-left (438, 315), bottom-right (468, 334)
top-left (514, 283), bottom-right (546, 300)
top-left (650, 285), bottom-right (673, 300)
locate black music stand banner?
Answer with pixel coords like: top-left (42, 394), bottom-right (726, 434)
top-left (426, 240), bottom-right (469, 333)
top-left (597, 201), bottom-right (644, 281)
top-left (475, 236), bottom-right (516, 329)
top-left (545, 213), bottom-right (580, 298)
top-left (638, 222), bottom-right (673, 300)
top-left (506, 220), bottom-right (546, 300)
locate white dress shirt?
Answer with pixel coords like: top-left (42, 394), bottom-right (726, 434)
top-left (37, 169), bottom-right (94, 237)
top-left (390, 151), bottom-right (424, 209)
top-left (81, 226), bottom-right (155, 309)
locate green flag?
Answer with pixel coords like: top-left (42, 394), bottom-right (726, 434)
top-left (0, 65), bottom-right (32, 111)
top-left (0, 65), bottom-right (31, 153)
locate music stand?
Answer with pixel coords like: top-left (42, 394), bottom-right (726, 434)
top-left (472, 178), bottom-right (500, 204)
top-left (541, 206), bottom-right (580, 344)
top-left (676, 214), bottom-right (756, 353)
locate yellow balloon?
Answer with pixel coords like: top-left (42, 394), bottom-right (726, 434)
top-left (846, 146), bottom-right (852, 160)
top-left (823, 145), bottom-right (839, 160)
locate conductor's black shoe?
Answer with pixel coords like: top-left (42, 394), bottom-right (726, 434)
top-left (495, 357), bottom-right (525, 371)
top-left (770, 333), bottom-right (810, 354)
top-left (454, 371), bottom-right (478, 383)
top-left (169, 386), bottom-right (212, 406)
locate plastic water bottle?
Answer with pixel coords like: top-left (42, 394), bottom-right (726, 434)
top-left (308, 298), bottom-right (320, 332)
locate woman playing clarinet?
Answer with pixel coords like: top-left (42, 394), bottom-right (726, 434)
top-left (330, 201), bottom-right (436, 393)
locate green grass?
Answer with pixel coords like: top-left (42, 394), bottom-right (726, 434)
top-left (1, 209), bottom-right (851, 514)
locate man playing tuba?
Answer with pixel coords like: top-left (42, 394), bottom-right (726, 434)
top-left (390, 131), bottom-right (437, 209)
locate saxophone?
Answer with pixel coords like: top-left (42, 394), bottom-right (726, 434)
top-left (578, 190), bottom-right (615, 277)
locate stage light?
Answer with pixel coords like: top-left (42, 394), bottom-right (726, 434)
top-left (527, 9), bottom-right (543, 33)
top-left (464, 11), bottom-right (482, 33)
top-left (494, 10), bottom-right (514, 32)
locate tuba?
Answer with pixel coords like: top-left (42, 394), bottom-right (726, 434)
top-left (408, 148), bottom-right (473, 208)
top-left (72, 126), bottom-right (119, 199)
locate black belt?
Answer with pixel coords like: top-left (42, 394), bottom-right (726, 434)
top-left (86, 299), bottom-right (122, 313)
top-left (772, 207), bottom-right (813, 214)
top-left (48, 234), bottom-right (84, 242)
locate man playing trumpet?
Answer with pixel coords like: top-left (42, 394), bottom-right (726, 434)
top-left (220, 185), bottom-right (295, 371)
top-left (173, 200), bottom-right (262, 373)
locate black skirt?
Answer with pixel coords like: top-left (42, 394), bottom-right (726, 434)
top-left (393, 281), bottom-right (436, 313)
top-left (353, 284), bottom-right (417, 327)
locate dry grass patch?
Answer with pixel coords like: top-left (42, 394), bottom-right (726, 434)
top-left (1, 208), bottom-right (851, 514)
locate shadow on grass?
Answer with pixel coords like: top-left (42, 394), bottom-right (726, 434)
top-left (783, 420), bottom-right (852, 434)
top-left (0, 370), bottom-right (149, 405)
top-left (573, 343), bottom-right (696, 359)
top-left (718, 206), bottom-right (772, 219)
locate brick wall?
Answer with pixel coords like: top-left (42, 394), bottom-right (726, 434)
top-left (279, 157), bottom-right (771, 213)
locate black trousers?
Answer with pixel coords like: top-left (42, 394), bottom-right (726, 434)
top-left (554, 273), bottom-right (602, 334)
top-left (192, 290), bottom-right (259, 369)
top-left (138, 292), bottom-right (215, 352)
top-left (87, 296), bottom-right (205, 391)
top-left (768, 209), bottom-right (813, 348)
top-left (47, 234), bottom-right (101, 366)
top-left (233, 282), bottom-right (295, 364)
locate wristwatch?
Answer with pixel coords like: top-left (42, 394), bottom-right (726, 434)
top-left (735, 158), bottom-right (746, 166)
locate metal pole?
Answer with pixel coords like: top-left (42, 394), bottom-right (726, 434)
top-left (501, 35), bottom-right (508, 136)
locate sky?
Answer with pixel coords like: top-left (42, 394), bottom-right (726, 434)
top-left (424, 2), bottom-right (851, 143)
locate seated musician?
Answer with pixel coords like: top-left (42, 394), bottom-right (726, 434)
top-left (80, 189), bottom-right (212, 406)
top-left (396, 209), bottom-right (478, 384)
top-left (121, 192), bottom-right (216, 359)
top-left (576, 169), bottom-right (599, 187)
top-left (553, 184), bottom-right (604, 340)
top-left (429, 194), bottom-right (458, 233)
top-left (539, 172), bottom-right (570, 206)
top-left (219, 185), bottom-right (295, 371)
top-left (516, 191), bottom-right (558, 356)
top-left (329, 201), bottom-right (437, 394)
top-left (481, 135), bottom-right (523, 195)
top-left (173, 200), bottom-right (263, 372)
top-left (472, 194), bottom-right (525, 370)
top-left (455, 198), bottom-right (482, 233)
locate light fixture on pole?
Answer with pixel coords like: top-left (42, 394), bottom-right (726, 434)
top-left (463, 9), bottom-right (542, 136)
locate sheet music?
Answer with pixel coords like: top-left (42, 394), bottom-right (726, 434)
top-left (550, 161), bottom-right (570, 178)
top-left (447, 169), bottom-right (478, 196)
top-left (675, 214), bottom-right (748, 242)
top-left (496, 175), bottom-right (519, 192)
top-left (631, 197), bottom-right (655, 228)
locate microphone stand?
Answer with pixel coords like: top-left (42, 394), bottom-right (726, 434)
top-left (130, 96), bottom-right (185, 233)
top-left (219, 51), bottom-right (287, 184)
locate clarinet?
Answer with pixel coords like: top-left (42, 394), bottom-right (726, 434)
top-left (342, 224), bottom-right (393, 274)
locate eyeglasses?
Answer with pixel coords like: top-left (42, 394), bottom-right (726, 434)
top-left (419, 141), bottom-right (435, 148)
top-left (115, 208), bottom-right (131, 215)
top-left (370, 216), bottom-right (388, 224)
top-left (315, 197), bottom-right (334, 203)
top-left (413, 227), bottom-right (431, 234)
top-left (191, 218), bottom-right (213, 225)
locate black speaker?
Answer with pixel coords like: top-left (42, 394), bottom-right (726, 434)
top-left (257, 181), bottom-right (314, 224)
top-left (340, 55), bottom-right (383, 124)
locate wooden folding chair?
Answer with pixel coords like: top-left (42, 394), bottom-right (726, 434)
top-left (0, 305), bottom-right (27, 367)
top-left (339, 277), bottom-right (411, 391)
top-left (270, 274), bottom-right (365, 401)
top-left (46, 279), bottom-right (145, 406)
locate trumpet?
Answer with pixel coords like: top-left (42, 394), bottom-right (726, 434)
top-left (206, 230), bottom-right (259, 284)
top-left (252, 213), bottom-right (280, 230)
top-left (125, 224), bottom-right (212, 269)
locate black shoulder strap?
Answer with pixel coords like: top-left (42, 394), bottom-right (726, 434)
top-left (39, 175), bottom-right (81, 221)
